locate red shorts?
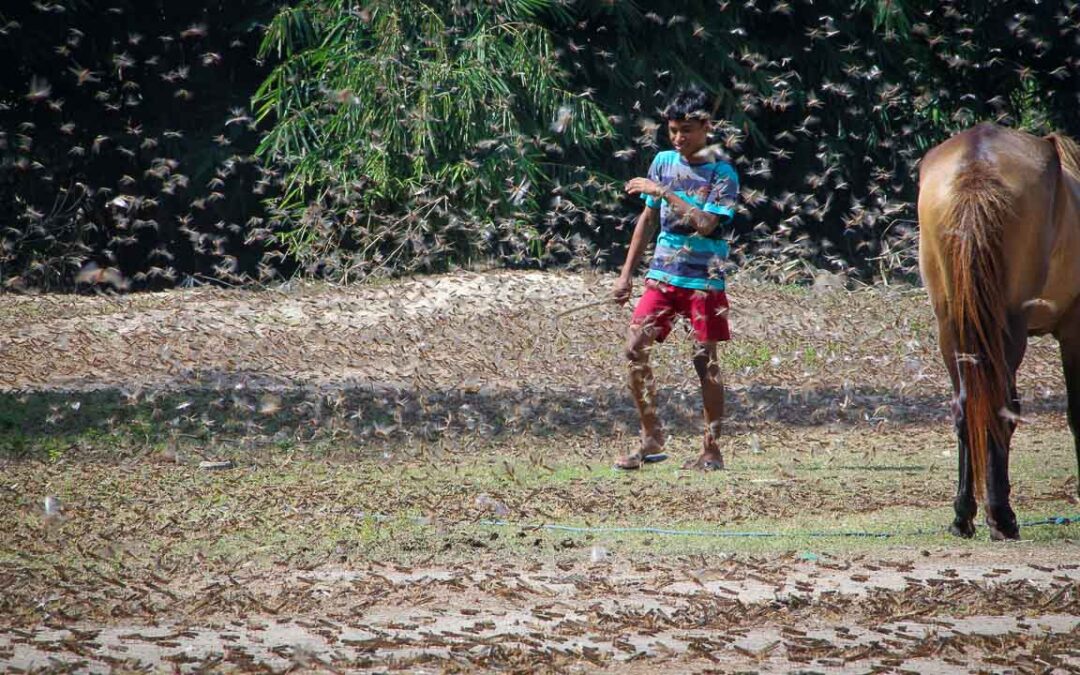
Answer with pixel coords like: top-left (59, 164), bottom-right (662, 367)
top-left (631, 280), bottom-right (731, 343)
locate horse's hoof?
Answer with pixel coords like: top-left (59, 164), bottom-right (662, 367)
top-left (949, 521), bottom-right (975, 539)
top-left (989, 525), bottom-right (1020, 541)
top-left (986, 508), bottom-right (1019, 541)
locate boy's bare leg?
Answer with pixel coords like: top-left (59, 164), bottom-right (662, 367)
top-left (618, 324), bottom-right (664, 468)
top-left (687, 342), bottom-right (724, 469)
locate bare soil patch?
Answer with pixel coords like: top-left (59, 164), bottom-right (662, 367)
top-left (3, 554), bottom-right (1078, 673)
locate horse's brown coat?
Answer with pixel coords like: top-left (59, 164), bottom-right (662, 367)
top-left (918, 123), bottom-right (1080, 539)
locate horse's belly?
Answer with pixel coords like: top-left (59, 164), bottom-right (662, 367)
top-left (1027, 245), bottom-right (1080, 336)
top-left (1027, 300), bottom-right (1061, 336)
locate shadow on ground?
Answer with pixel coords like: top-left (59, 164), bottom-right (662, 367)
top-left (1, 374), bottom-right (1067, 459)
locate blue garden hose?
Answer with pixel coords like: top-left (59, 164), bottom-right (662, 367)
top-left (360, 511), bottom-right (1077, 539)
top-left (472, 514), bottom-right (1078, 540)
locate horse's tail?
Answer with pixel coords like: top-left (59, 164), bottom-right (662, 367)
top-left (942, 162), bottom-right (1012, 501)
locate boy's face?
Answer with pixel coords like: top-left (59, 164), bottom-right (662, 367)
top-left (667, 118), bottom-right (710, 158)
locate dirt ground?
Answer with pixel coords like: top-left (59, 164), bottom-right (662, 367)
top-left (2, 270), bottom-right (1078, 673)
top-left (2, 554), bottom-right (1078, 673)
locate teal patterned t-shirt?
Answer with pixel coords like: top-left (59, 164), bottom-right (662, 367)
top-left (641, 150), bottom-right (739, 291)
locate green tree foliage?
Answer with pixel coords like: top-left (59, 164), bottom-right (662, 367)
top-left (252, 0), bottom-right (616, 277)
top-left (254, 0), bottom-right (1071, 283)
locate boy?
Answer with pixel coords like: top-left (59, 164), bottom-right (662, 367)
top-left (613, 87), bottom-right (738, 471)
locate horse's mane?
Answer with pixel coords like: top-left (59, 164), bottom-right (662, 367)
top-left (1046, 131), bottom-right (1080, 182)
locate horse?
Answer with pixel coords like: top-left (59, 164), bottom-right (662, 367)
top-left (918, 123), bottom-right (1080, 541)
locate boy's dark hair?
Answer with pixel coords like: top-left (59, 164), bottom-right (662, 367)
top-left (662, 87), bottom-right (714, 122)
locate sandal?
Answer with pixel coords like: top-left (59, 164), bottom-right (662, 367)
top-left (615, 451), bottom-right (669, 470)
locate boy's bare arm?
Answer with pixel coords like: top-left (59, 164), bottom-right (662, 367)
top-left (613, 207), bottom-right (659, 304)
top-left (662, 190), bottom-right (720, 236)
top-left (625, 177), bottom-right (720, 236)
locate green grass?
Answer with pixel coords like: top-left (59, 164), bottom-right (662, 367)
top-left (5, 418), bottom-right (1077, 572)
top-left (2, 414), bottom-right (1076, 640)
top-left (720, 341), bottom-right (773, 370)
top-left (773, 282), bottom-right (812, 297)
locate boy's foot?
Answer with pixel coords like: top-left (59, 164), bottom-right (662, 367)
top-left (682, 455), bottom-right (725, 471)
top-left (615, 452), bottom-right (668, 470)
top-left (615, 436), bottom-right (666, 470)
top-left (683, 433), bottom-right (724, 471)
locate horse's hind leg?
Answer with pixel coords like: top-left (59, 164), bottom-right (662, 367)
top-left (1056, 304), bottom-right (1080, 496)
top-left (940, 323), bottom-right (977, 537)
top-left (950, 390), bottom-right (977, 538)
top-left (984, 313), bottom-right (1027, 541)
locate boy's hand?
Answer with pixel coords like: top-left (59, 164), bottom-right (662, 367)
top-left (612, 276), bottom-right (633, 305)
top-left (625, 178), bottom-right (668, 199)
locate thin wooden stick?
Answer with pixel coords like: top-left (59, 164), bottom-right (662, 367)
top-left (555, 297), bottom-right (617, 319)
